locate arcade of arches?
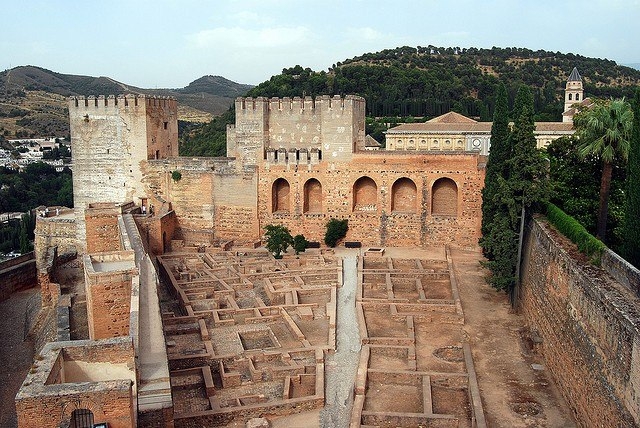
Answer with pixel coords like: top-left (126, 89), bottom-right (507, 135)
top-left (269, 176), bottom-right (458, 216)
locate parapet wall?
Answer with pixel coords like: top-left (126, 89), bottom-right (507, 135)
top-left (0, 253), bottom-right (36, 302)
top-left (520, 219), bottom-right (640, 427)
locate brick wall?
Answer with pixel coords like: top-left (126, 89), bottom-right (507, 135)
top-left (85, 208), bottom-right (123, 254)
top-left (257, 152), bottom-right (483, 248)
top-left (84, 251), bottom-right (137, 340)
top-left (16, 338), bottom-right (136, 428)
top-left (519, 219), bottom-right (640, 426)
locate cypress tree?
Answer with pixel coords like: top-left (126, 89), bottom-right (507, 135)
top-left (480, 83), bottom-right (510, 259)
top-left (622, 88), bottom-right (640, 267)
top-left (481, 85), bottom-right (549, 292)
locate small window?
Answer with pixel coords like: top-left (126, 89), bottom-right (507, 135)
top-left (575, 93), bottom-right (580, 101)
top-left (163, 121), bottom-right (168, 130)
top-left (568, 93), bottom-right (572, 100)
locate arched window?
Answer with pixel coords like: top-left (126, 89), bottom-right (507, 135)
top-left (568, 93), bottom-right (573, 100)
top-left (431, 178), bottom-right (458, 216)
top-left (303, 178), bottom-right (322, 213)
top-left (70, 409), bottom-right (94, 428)
top-left (391, 178), bottom-right (417, 212)
top-left (353, 176), bottom-right (377, 212)
top-left (575, 93), bottom-right (580, 101)
top-left (272, 178), bottom-right (290, 213)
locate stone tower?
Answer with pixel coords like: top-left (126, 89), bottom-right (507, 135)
top-left (68, 94), bottom-right (178, 252)
top-left (226, 95), bottom-right (366, 168)
top-left (564, 67), bottom-right (584, 113)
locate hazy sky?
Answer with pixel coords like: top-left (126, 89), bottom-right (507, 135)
top-left (2, 0), bottom-right (638, 88)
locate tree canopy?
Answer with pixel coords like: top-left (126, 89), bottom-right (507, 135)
top-left (574, 98), bottom-right (633, 241)
top-left (264, 224), bottom-right (293, 259)
top-left (621, 89), bottom-right (640, 267)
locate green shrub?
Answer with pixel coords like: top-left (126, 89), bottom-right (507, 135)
top-left (264, 224), bottom-right (293, 259)
top-left (293, 234), bottom-right (309, 255)
top-left (545, 203), bottom-right (605, 263)
top-left (171, 170), bottom-right (182, 182)
top-left (324, 218), bottom-right (348, 247)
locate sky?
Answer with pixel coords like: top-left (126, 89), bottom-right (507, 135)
top-left (2, 0), bottom-right (639, 88)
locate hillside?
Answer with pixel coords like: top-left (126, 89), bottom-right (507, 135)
top-left (248, 46), bottom-right (640, 120)
top-left (0, 66), bottom-right (253, 138)
top-left (181, 46), bottom-right (640, 157)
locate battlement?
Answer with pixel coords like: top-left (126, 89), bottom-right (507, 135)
top-left (236, 95), bottom-right (365, 111)
top-left (69, 94), bottom-right (177, 109)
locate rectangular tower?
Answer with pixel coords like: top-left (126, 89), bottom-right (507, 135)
top-left (69, 94), bottom-right (178, 252)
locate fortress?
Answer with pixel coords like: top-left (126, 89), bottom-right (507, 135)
top-left (13, 69), bottom-right (640, 428)
top-left (68, 94), bottom-right (486, 253)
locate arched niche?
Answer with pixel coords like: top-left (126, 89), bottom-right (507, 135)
top-left (431, 177), bottom-right (458, 216)
top-left (303, 178), bottom-right (322, 213)
top-left (391, 177), bottom-right (417, 212)
top-left (272, 178), bottom-right (290, 213)
top-left (353, 176), bottom-right (377, 212)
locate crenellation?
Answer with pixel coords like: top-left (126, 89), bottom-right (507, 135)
top-left (69, 94), bottom-right (175, 111)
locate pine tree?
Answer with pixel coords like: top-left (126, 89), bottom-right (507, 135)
top-left (480, 83), bottom-right (510, 259)
top-left (622, 89), bottom-right (640, 267)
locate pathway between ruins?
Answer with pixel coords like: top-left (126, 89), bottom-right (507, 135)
top-left (320, 255), bottom-right (361, 428)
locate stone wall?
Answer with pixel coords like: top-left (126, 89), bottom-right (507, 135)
top-left (33, 210), bottom-right (76, 270)
top-left (519, 219), bottom-right (640, 427)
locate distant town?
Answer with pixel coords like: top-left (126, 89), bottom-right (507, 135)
top-left (0, 137), bottom-right (70, 171)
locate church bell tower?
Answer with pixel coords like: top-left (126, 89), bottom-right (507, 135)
top-left (564, 67), bottom-right (584, 113)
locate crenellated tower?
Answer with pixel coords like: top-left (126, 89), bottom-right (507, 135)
top-left (227, 95), bottom-right (366, 167)
top-left (69, 94), bottom-right (178, 252)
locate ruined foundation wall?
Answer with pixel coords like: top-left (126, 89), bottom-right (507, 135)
top-left (520, 219), bottom-right (640, 427)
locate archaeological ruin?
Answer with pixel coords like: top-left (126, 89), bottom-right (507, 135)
top-left (4, 68), bottom-right (639, 427)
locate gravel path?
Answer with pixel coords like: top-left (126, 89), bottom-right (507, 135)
top-left (319, 255), bottom-right (361, 428)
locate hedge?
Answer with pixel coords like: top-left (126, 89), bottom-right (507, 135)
top-left (545, 202), bottom-right (605, 263)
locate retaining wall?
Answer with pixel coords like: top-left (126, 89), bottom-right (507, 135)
top-left (520, 219), bottom-right (640, 427)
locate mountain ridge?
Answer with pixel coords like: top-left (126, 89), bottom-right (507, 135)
top-left (0, 65), bottom-right (254, 138)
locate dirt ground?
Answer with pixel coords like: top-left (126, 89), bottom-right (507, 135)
top-left (449, 246), bottom-right (575, 427)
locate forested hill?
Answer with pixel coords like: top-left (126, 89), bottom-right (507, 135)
top-left (181, 46), bottom-right (640, 156)
top-left (247, 46), bottom-right (640, 121)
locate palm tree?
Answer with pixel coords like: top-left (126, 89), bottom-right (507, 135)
top-left (574, 98), bottom-right (633, 240)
